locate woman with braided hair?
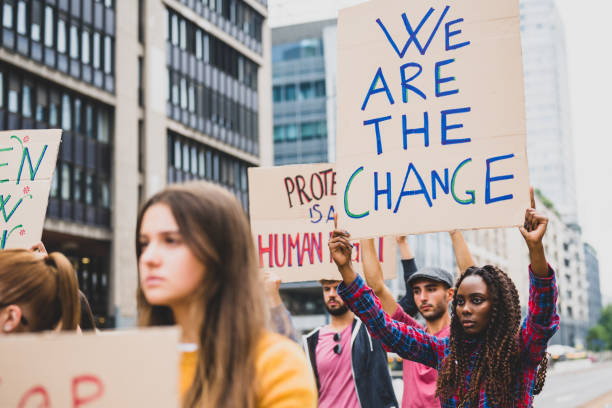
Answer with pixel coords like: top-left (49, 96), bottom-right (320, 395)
top-left (329, 188), bottom-right (559, 407)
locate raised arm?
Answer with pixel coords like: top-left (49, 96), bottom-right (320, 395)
top-left (360, 238), bottom-right (398, 315)
top-left (449, 230), bottom-right (475, 274)
top-left (329, 219), bottom-right (447, 368)
top-left (519, 188), bottom-right (559, 365)
top-left (264, 271), bottom-right (299, 343)
top-left (396, 235), bottom-right (420, 317)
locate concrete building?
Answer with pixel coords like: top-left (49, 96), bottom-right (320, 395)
top-left (519, 0), bottom-right (578, 224)
top-left (271, 19), bottom-right (335, 165)
top-left (584, 242), bottom-right (603, 328)
top-left (0, 0), bottom-right (271, 327)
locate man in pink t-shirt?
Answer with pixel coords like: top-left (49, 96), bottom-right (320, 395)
top-left (303, 280), bottom-right (398, 408)
top-left (360, 233), bottom-right (474, 407)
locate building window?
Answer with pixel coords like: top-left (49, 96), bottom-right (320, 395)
top-left (16, 1), bottom-right (27, 35)
top-left (70, 24), bottom-right (79, 59)
top-left (103, 35), bottom-right (112, 74)
top-left (57, 18), bottom-right (67, 53)
top-left (31, 1), bottom-right (42, 42)
top-left (22, 83), bottom-right (32, 117)
top-left (3, 2), bottom-right (14, 29)
top-left (44, 6), bottom-right (54, 47)
top-left (82, 30), bottom-right (90, 63)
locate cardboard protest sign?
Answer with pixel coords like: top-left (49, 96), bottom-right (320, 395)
top-left (335, 0), bottom-right (530, 238)
top-left (0, 328), bottom-right (180, 407)
top-left (0, 129), bottom-right (61, 249)
top-left (249, 163), bottom-right (396, 282)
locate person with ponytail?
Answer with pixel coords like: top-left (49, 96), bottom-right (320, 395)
top-left (329, 188), bottom-right (558, 407)
top-left (136, 181), bottom-right (317, 408)
top-left (0, 249), bottom-right (80, 334)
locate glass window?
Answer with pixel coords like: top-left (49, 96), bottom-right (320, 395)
top-left (62, 94), bottom-right (72, 130)
top-left (99, 179), bottom-right (110, 208)
top-left (103, 36), bottom-right (112, 74)
top-left (273, 86), bottom-right (281, 102)
top-left (203, 34), bottom-right (209, 63)
top-left (179, 19), bottom-right (186, 50)
top-left (286, 124), bottom-right (297, 141)
top-left (44, 6), bottom-right (54, 47)
top-left (81, 30), bottom-right (90, 64)
top-left (3, 3), bottom-right (13, 29)
top-left (198, 150), bottom-right (205, 177)
top-left (70, 24), bottom-right (79, 58)
top-left (8, 78), bottom-right (19, 114)
top-left (85, 173), bottom-right (94, 204)
top-left (31, 1), bottom-right (42, 41)
top-left (182, 143), bottom-right (189, 172)
top-left (85, 104), bottom-right (93, 138)
top-left (22, 84), bottom-right (32, 118)
top-left (17, 1), bottom-right (26, 34)
top-left (50, 169), bottom-right (59, 197)
top-left (74, 98), bottom-right (82, 133)
top-left (173, 139), bottom-right (181, 168)
top-left (171, 71), bottom-right (179, 105)
top-left (97, 109), bottom-right (109, 143)
top-left (35, 86), bottom-right (47, 122)
top-left (92, 32), bottom-right (101, 68)
top-left (180, 78), bottom-right (187, 109)
top-left (315, 80), bottom-right (325, 97)
top-left (188, 82), bottom-right (195, 113)
top-left (284, 84), bottom-right (296, 101)
top-left (190, 146), bottom-right (197, 175)
top-left (273, 125), bottom-right (283, 142)
top-left (171, 14), bottom-right (178, 46)
top-left (61, 163), bottom-right (71, 200)
top-left (49, 92), bottom-right (59, 126)
top-left (299, 82), bottom-right (313, 100)
top-left (57, 19), bottom-right (67, 53)
top-left (74, 167), bottom-right (82, 201)
top-left (195, 30), bottom-right (202, 60)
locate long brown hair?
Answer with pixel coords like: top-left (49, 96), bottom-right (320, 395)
top-left (136, 181), bottom-right (266, 408)
top-left (436, 265), bottom-right (548, 407)
top-left (0, 249), bottom-right (80, 331)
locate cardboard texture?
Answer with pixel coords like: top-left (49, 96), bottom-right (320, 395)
top-left (0, 129), bottom-right (61, 249)
top-left (335, 0), bottom-right (530, 238)
top-left (0, 328), bottom-right (180, 407)
top-left (249, 163), bottom-right (397, 282)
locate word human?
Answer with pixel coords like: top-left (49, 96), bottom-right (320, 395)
top-left (258, 234), bottom-right (384, 269)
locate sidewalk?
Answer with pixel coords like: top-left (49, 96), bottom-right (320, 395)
top-left (580, 390), bottom-right (612, 408)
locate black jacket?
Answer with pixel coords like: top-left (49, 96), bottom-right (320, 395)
top-left (303, 318), bottom-right (398, 408)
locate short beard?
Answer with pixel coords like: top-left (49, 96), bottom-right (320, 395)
top-left (326, 304), bottom-right (349, 316)
top-left (422, 306), bottom-right (446, 322)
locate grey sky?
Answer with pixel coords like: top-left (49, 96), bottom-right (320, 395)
top-left (269, 0), bottom-right (612, 302)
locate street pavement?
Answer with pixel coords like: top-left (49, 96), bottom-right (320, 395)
top-left (391, 360), bottom-right (612, 407)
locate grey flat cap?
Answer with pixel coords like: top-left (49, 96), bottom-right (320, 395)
top-left (407, 266), bottom-right (454, 288)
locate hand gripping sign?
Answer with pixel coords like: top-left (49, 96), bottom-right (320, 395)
top-left (249, 163), bottom-right (396, 283)
top-left (335, 0), bottom-right (530, 238)
top-left (0, 129), bottom-right (61, 249)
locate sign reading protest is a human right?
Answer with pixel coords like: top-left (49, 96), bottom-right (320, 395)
top-left (335, 0), bottom-right (530, 238)
top-left (0, 129), bottom-right (61, 249)
top-left (249, 163), bottom-right (396, 283)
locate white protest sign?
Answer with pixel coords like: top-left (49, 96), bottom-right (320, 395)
top-left (336, 0), bottom-right (530, 238)
top-left (249, 163), bottom-right (397, 282)
top-left (0, 129), bottom-right (61, 249)
top-left (0, 328), bottom-right (180, 407)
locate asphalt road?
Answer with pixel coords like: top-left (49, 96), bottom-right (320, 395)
top-left (391, 360), bottom-right (612, 407)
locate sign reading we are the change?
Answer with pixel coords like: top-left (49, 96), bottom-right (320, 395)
top-left (249, 163), bottom-right (396, 282)
top-left (0, 129), bottom-right (61, 249)
top-left (335, 0), bottom-right (530, 238)
top-left (0, 328), bottom-right (180, 407)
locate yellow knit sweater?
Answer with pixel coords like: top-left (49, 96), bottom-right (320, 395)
top-left (180, 331), bottom-right (317, 407)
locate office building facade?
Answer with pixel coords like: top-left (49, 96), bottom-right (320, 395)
top-left (0, 0), bottom-right (271, 326)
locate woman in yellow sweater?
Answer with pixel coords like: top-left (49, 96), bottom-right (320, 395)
top-left (136, 181), bottom-right (317, 408)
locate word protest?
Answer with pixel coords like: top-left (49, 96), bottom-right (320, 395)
top-left (249, 163), bottom-right (396, 282)
top-left (335, 0), bottom-right (530, 238)
top-left (0, 129), bottom-right (61, 249)
top-left (0, 328), bottom-right (180, 408)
